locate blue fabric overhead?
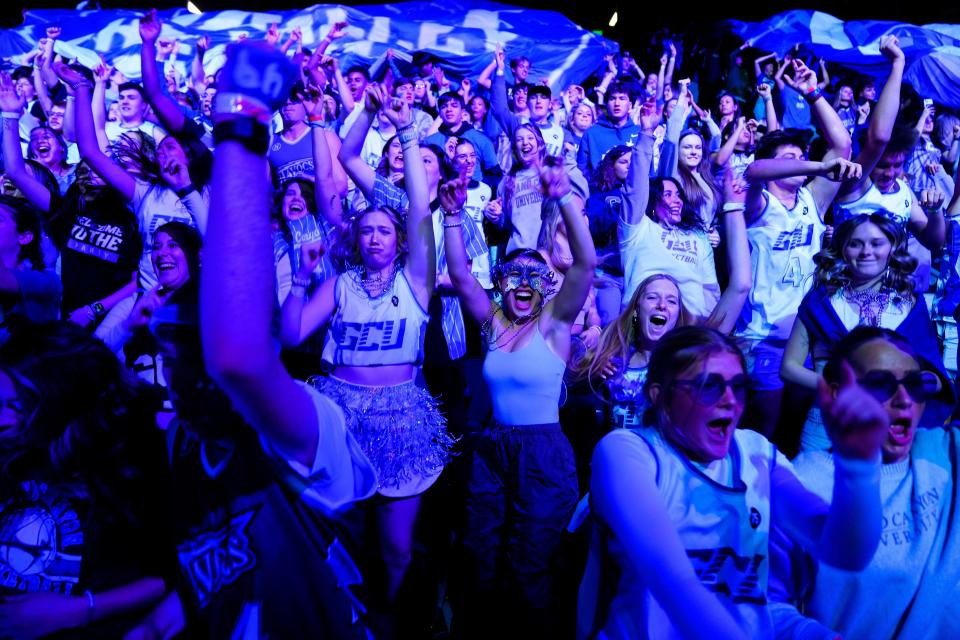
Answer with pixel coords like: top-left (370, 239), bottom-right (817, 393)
top-left (2, 1), bottom-right (617, 94)
top-left (729, 10), bottom-right (960, 107)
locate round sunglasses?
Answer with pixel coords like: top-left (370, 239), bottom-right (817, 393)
top-left (671, 373), bottom-right (749, 405)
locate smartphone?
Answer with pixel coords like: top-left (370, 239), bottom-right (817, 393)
top-left (924, 98), bottom-right (934, 109)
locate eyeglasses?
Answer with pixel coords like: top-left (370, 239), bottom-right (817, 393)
top-left (671, 373), bottom-right (748, 405)
top-left (857, 370), bottom-right (940, 403)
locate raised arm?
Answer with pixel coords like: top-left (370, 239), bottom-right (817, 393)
top-left (712, 117), bottom-right (745, 169)
top-left (844, 36), bottom-right (906, 201)
top-left (543, 164), bottom-right (596, 327)
top-left (139, 9), bottom-right (188, 134)
top-left (337, 85), bottom-right (381, 198)
top-left (490, 44), bottom-right (520, 137)
top-left (758, 83), bottom-right (779, 132)
top-left (773, 361), bottom-right (884, 571)
top-left (658, 79), bottom-right (691, 180)
top-left (794, 59), bottom-right (855, 213)
top-left (0, 74), bottom-right (52, 212)
top-left (385, 97), bottom-right (435, 305)
top-left (305, 92), bottom-right (344, 227)
top-left (754, 52), bottom-right (776, 80)
top-left (53, 62), bottom-right (137, 202)
top-left (190, 35), bottom-right (209, 89)
top-left (91, 64), bottom-right (110, 151)
top-left (705, 171), bottom-right (751, 333)
top-left (622, 109), bottom-right (657, 225)
top-left (664, 42), bottom-right (677, 88)
top-left (439, 174), bottom-right (494, 325)
top-left (202, 41), bottom-right (324, 468)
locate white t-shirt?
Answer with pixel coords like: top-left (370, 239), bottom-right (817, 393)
top-left (130, 179), bottom-right (209, 290)
top-left (620, 214), bottom-right (720, 321)
top-left (105, 119), bottom-right (167, 145)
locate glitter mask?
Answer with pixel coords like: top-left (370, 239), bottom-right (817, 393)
top-left (493, 261), bottom-right (557, 298)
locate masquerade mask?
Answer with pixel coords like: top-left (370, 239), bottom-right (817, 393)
top-left (493, 260), bottom-right (556, 299)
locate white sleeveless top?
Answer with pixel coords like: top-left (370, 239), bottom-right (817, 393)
top-left (321, 267), bottom-right (428, 367)
top-left (737, 187), bottom-right (824, 343)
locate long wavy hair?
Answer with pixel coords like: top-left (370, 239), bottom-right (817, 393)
top-left (813, 213), bottom-right (916, 300)
top-left (676, 129), bottom-right (721, 218)
top-left (109, 131), bottom-right (159, 183)
top-left (164, 132), bottom-right (213, 189)
top-left (594, 145), bottom-right (632, 193)
top-left (500, 123), bottom-right (546, 226)
top-left (329, 206), bottom-right (407, 271)
top-left (647, 177), bottom-right (706, 232)
top-left (571, 274), bottom-right (690, 384)
top-left (644, 325), bottom-right (747, 430)
top-left (0, 322), bottom-right (164, 526)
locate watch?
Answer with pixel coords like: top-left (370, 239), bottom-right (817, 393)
top-left (90, 302), bottom-right (106, 317)
top-left (213, 117), bottom-right (271, 155)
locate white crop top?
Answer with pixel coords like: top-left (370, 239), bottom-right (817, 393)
top-left (321, 267), bottom-right (428, 367)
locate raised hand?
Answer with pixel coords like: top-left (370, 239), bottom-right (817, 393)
top-left (139, 8), bottom-right (162, 44)
top-left (298, 240), bottom-right (325, 278)
top-left (124, 286), bottom-right (175, 332)
top-left (196, 34), bottom-right (211, 54)
top-left (817, 359), bottom-right (888, 460)
top-left (439, 170), bottom-right (470, 213)
top-left (879, 34), bottom-right (904, 63)
top-left (494, 42), bottom-right (505, 70)
top-left (327, 20), bottom-right (349, 40)
top-left (94, 61), bottom-right (112, 85)
top-left (299, 85), bottom-right (321, 116)
top-left (443, 135), bottom-right (458, 160)
top-left (0, 73), bottom-right (23, 114)
top-left (660, 53), bottom-right (668, 66)
top-left (791, 59), bottom-right (818, 92)
top-left (540, 161), bottom-right (572, 200)
top-left (52, 60), bottom-right (87, 89)
top-left (919, 188), bottom-right (945, 211)
top-left (756, 83), bottom-right (772, 100)
top-left (265, 23), bottom-right (281, 47)
top-left (382, 94), bottom-right (412, 128)
top-left (157, 39), bottom-right (178, 61)
top-left (45, 25), bottom-right (62, 40)
top-left (821, 157), bottom-right (863, 182)
top-left (639, 102), bottom-right (659, 133)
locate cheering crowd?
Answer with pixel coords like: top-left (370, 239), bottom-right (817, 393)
top-left (1, 8), bottom-right (960, 639)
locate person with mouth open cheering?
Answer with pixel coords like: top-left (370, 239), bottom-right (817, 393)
top-left (769, 326), bottom-right (960, 640)
top-left (440, 158), bottom-right (595, 638)
top-left (578, 325), bottom-right (888, 639)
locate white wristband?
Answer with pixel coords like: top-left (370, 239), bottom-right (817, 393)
top-left (1, 111), bottom-right (21, 120)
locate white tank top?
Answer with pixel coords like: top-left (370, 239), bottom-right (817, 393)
top-left (321, 268), bottom-right (428, 367)
top-left (834, 178), bottom-right (913, 228)
top-left (737, 187), bottom-right (824, 343)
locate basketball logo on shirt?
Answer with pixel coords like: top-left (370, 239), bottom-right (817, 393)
top-left (771, 225), bottom-right (814, 251)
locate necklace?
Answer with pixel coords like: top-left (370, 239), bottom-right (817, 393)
top-left (844, 286), bottom-right (891, 327)
top-left (351, 261), bottom-right (401, 307)
top-left (483, 306), bottom-right (542, 351)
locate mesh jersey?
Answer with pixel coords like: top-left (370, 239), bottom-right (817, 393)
top-left (737, 187), bottom-right (824, 343)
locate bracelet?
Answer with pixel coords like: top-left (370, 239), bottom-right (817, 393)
top-left (66, 95), bottom-right (76, 101)
top-left (307, 114), bottom-right (325, 123)
top-left (289, 284), bottom-right (307, 298)
top-left (308, 121), bottom-right (325, 129)
top-left (84, 590), bottom-right (95, 627)
top-left (587, 325), bottom-right (602, 336)
top-left (558, 191), bottom-right (575, 207)
top-left (175, 183), bottom-right (196, 199)
top-left (804, 86), bottom-right (823, 104)
top-left (291, 274), bottom-right (311, 288)
top-left (1, 111), bottom-right (21, 120)
top-left (212, 117), bottom-right (271, 155)
top-left (398, 125), bottom-right (418, 146)
top-left (441, 207), bottom-right (462, 217)
top-left (443, 220), bottom-right (463, 229)
top-left (721, 202), bottom-right (746, 212)
top-left (70, 79), bottom-right (93, 91)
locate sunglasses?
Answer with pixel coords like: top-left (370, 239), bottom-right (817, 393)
top-left (857, 370), bottom-right (940, 404)
top-left (672, 373), bottom-right (748, 405)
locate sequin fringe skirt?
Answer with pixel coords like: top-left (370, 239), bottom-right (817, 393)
top-left (308, 375), bottom-right (456, 497)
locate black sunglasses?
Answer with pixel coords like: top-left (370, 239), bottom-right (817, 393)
top-left (858, 370), bottom-right (940, 404)
top-left (671, 373), bottom-right (748, 405)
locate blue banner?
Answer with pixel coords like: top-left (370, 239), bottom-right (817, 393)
top-left (729, 11), bottom-right (960, 108)
top-left (2, 1), bottom-right (617, 94)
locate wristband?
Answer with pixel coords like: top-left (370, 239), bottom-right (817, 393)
top-left (70, 79), bottom-right (93, 91)
top-left (289, 284), bottom-right (307, 298)
top-left (441, 207), bottom-right (462, 217)
top-left (307, 114), bottom-right (325, 123)
top-left (291, 274), bottom-right (311, 288)
top-left (213, 117), bottom-right (271, 155)
top-left (398, 126), bottom-right (418, 146)
top-left (175, 183), bottom-right (196, 199)
top-left (1, 111), bottom-right (20, 120)
top-left (804, 86), bottom-right (823, 104)
top-left (308, 121), bottom-right (325, 129)
top-left (558, 191), bottom-right (575, 207)
top-left (721, 202), bottom-right (746, 212)
top-left (214, 92), bottom-right (273, 126)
